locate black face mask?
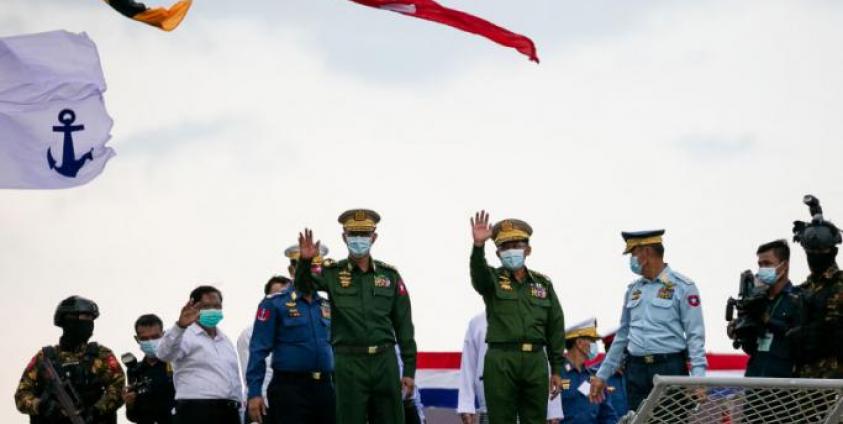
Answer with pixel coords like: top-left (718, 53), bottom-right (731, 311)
top-left (807, 248), bottom-right (838, 275)
top-left (60, 320), bottom-right (94, 349)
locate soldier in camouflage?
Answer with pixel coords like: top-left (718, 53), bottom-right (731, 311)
top-left (14, 296), bottom-right (125, 424)
top-left (788, 195), bottom-right (843, 378)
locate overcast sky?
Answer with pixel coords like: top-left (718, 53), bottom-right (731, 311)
top-left (2, 0), bottom-right (843, 421)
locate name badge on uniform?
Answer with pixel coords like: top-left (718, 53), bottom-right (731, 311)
top-left (577, 381), bottom-right (591, 397)
top-left (757, 331), bottom-right (774, 352)
top-left (339, 271), bottom-right (352, 288)
top-left (374, 275), bottom-right (392, 288)
top-left (288, 308), bottom-right (301, 318)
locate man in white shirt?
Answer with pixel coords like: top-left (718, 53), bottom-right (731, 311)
top-left (458, 313), bottom-right (563, 424)
top-left (236, 276), bottom-right (292, 408)
top-left (157, 285), bottom-right (243, 424)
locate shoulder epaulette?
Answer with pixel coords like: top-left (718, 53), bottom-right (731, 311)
top-left (667, 270), bottom-right (695, 286)
top-left (265, 291), bottom-right (285, 300)
top-left (321, 258), bottom-right (337, 268)
top-left (529, 270), bottom-right (552, 283)
top-left (374, 260), bottom-right (397, 271)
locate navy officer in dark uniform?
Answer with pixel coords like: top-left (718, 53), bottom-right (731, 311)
top-left (561, 318), bottom-right (617, 424)
top-left (246, 270), bottom-right (335, 424)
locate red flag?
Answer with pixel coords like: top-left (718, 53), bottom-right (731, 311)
top-left (350, 0), bottom-right (539, 62)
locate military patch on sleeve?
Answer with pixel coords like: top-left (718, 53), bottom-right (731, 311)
top-left (106, 354), bottom-right (120, 372)
top-left (687, 295), bottom-right (701, 307)
top-left (398, 279), bottom-right (408, 296)
top-left (256, 307), bottom-right (271, 322)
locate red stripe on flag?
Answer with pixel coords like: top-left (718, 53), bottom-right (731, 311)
top-left (418, 352), bottom-right (462, 369)
top-left (418, 352), bottom-right (749, 370)
top-left (350, 0), bottom-right (539, 62)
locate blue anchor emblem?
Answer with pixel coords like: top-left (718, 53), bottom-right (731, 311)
top-left (47, 109), bottom-right (93, 178)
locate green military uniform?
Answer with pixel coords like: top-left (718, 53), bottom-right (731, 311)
top-left (470, 219), bottom-right (565, 424)
top-left (795, 265), bottom-right (843, 378)
top-left (296, 209), bottom-right (416, 424)
top-left (15, 343), bottom-right (126, 422)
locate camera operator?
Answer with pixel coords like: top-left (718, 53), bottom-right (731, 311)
top-left (123, 314), bottom-right (176, 424)
top-left (741, 240), bottom-right (801, 377)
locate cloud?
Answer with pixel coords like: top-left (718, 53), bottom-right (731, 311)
top-left (675, 133), bottom-right (755, 159)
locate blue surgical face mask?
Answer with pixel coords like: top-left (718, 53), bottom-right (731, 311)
top-left (346, 236), bottom-right (372, 258)
top-left (587, 342), bottom-right (599, 360)
top-left (757, 265), bottom-right (780, 286)
top-left (139, 338), bottom-right (161, 358)
top-left (630, 255), bottom-right (643, 275)
top-left (499, 249), bottom-right (526, 271)
top-left (198, 309), bottom-right (224, 328)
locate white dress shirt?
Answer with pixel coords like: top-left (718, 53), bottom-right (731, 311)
top-left (237, 325), bottom-right (273, 403)
top-left (157, 323), bottom-right (243, 402)
top-left (457, 313), bottom-right (563, 419)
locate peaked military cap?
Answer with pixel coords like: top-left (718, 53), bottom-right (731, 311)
top-left (492, 219), bottom-right (533, 246)
top-left (285, 244), bottom-right (329, 262)
top-left (622, 229), bottom-right (665, 254)
top-left (338, 209), bottom-right (380, 232)
top-left (565, 317), bottom-right (600, 340)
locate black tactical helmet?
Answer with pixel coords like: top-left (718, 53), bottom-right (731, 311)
top-left (53, 296), bottom-right (100, 327)
top-left (793, 195), bottom-right (842, 251)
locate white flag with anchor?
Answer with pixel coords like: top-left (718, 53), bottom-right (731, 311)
top-left (0, 30), bottom-right (115, 189)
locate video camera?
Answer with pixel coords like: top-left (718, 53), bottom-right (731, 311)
top-left (121, 353), bottom-right (153, 396)
top-left (725, 270), bottom-right (769, 349)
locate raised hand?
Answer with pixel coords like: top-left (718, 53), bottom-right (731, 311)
top-left (177, 300), bottom-right (200, 329)
top-left (470, 210), bottom-right (493, 247)
top-left (298, 228), bottom-right (321, 261)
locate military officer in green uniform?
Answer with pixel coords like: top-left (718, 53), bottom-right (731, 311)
top-left (296, 209), bottom-right (417, 424)
top-left (469, 210), bottom-right (565, 424)
top-left (15, 296), bottom-right (126, 424)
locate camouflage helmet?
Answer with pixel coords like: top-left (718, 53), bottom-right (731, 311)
top-left (793, 195), bottom-right (842, 252)
top-left (53, 296), bottom-right (99, 327)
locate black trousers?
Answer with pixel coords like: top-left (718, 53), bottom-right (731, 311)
top-left (626, 353), bottom-right (690, 416)
top-left (174, 400), bottom-right (240, 424)
top-left (404, 399), bottom-right (422, 424)
top-left (266, 374), bottom-right (336, 424)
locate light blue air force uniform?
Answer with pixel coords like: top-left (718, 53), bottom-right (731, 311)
top-left (596, 266), bottom-right (706, 381)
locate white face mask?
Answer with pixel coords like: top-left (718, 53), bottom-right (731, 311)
top-left (499, 249), bottom-right (526, 270)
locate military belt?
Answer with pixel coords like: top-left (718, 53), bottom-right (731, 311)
top-left (176, 399), bottom-right (241, 410)
top-left (627, 350), bottom-right (687, 365)
top-left (488, 342), bottom-right (545, 353)
top-left (275, 371), bottom-right (333, 382)
top-left (334, 343), bottom-right (394, 355)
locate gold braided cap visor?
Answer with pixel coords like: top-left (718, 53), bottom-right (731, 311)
top-left (623, 235), bottom-right (663, 254)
